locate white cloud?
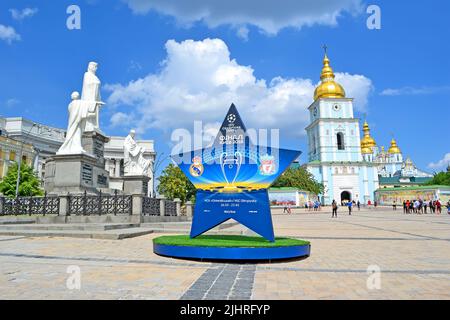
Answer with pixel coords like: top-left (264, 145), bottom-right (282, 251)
top-left (10, 8), bottom-right (39, 21)
top-left (380, 86), bottom-right (450, 96)
top-left (428, 153), bottom-right (450, 171)
top-left (109, 112), bottom-right (134, 128)
top-left (127, 60), bottom-right (143, 72)
top-left (0, 24), bottom-right (21, 44)
top-left (105, 38), bottom-right (373, 138)
top-left (5, 98), bottom-right (20, 107)
top-left (236, 26), bottom-right (249, 41)
top-left (121, 0), bottom-right (363, 35)
top-left (336, 73), bottom-right (373, 111)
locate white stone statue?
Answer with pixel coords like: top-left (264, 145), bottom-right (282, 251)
top-left (81, 62), bottom-right (104, 132)
top-left (124, 129), bottom-right (151, 176)
top-left (57, 92), bottom-right (93, 155)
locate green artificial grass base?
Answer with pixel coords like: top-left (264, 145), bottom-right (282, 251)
top-left (153, 235), bottom-right (310, 248)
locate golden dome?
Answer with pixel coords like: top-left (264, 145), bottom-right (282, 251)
top-left (388, 138), bottom-right (401, 154)
top-left (314, 53), bottom-right (346, 101)
top-left (360, 121), bottom-right (377, 153)
top-left (361, 146), bottom-right (373, 154)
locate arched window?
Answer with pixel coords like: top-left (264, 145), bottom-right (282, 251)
top-left (337, 132), bottom-right (345, 150)
top-left (312, 136), bottom-right (316, 154)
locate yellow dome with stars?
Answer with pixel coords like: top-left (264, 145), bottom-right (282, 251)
top-left (360, 121), bottom-right (377, 154)
top-left (388, 139), bottom-right (401, 154)
top-left (314, 52), bottom-right (346, 101)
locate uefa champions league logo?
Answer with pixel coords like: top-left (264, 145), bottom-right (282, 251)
top-left (227, 114), bottom-right (236, 123)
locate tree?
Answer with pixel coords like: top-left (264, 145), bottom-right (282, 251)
top-left (424, 171), bottom-right (450, 186)
top-left (0, 162), bottom-right (44, 198)
top-left (272, 166), bottom-right (324, 195)
top-left (157, 164), bottom-right (196, 204)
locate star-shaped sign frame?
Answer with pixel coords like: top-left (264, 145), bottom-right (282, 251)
top-left (173, 104), bottom-right (301, 242)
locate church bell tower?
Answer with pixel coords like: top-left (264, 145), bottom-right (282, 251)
top-left (305, 47), bottom-right (379, 205)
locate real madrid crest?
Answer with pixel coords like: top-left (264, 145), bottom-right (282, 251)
top-left (189, 156), bottom-right (204, 177)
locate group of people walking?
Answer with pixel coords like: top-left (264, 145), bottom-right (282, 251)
top-left (283, 200), bottom-right (322, 214)
top-left (305, 200), bottom-right (322, 211)
top-left (399, 199), bottom-right (450, 214)
top-left (331, 199), bottom-right (361, 218)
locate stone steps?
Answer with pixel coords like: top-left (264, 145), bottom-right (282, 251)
top-left (0, 223), bottom-right (140, 231)
top-left (0, 227), bottom-right (154, 240)
top-left (0, 220), bottom-right (240, 240)
top-left (0, 219), bottom-right (36, 225)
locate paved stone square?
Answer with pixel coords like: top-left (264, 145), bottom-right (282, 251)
top-left (0, 208), bottom-right (449, 299)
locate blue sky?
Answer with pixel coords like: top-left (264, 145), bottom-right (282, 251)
top-left (1, 0), bottom-right (449, 174)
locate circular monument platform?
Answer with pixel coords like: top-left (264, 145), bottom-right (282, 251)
top-left (153, 235), bottom-right (311, 262)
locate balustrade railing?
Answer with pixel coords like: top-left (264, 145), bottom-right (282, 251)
top-left (164, 200), bottom-right (177, 216)
top-left (0, 194), bottom-right (60, 216)
top-left (0, 192), bottom-right (184, 217)
top-left (67, 190), bottom-right (132, 216)
top-left (142, 197), bottom-right (160, 216)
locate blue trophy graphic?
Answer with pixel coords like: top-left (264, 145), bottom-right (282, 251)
top-left (220, 151), bottom-right (243, 187)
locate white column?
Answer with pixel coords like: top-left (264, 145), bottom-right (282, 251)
top-left (363, 166), bottom-right (369, 202)
top-left (114, 159), bottom-right (121, 177)
top-left (33, 153), bottom-right (39, 172)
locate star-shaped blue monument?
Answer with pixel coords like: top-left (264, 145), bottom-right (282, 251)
top-left (173, 104), bottom-right (301, 242)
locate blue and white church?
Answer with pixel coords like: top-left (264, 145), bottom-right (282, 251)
top-left (305, 52), bottom-right (379, 205)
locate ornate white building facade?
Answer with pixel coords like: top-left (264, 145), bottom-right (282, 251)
top-left (1, 117), bottom-right (66, 182)
top-left (359, 121), bottom-right (432, 180)
top-left (306, 52), bottom-right (379, 205)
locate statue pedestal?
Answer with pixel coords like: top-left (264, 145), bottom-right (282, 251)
top-left (44, 153), bottom-right (110, 195)
top-left (123, 175), bottom-right (150, 195)
top-left (82, 130), bottom-right (110, 167)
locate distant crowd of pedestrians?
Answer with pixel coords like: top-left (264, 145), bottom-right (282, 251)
top-left (281, 198), bottom-right (450, 216)
top-left (397, 199), bottom-right (450, 215)
top-left (305, 200), bottom-right (322, 212)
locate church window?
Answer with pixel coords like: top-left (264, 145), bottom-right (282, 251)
top-left (312, 136), bottom-right (317, 154)
top-left (337, 132), bottom-right (345, 150)
top-left (9, 151), bottom-right (16, 161)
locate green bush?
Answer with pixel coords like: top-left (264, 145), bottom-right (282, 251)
top-left (0, 162), bottom-right (43, 198)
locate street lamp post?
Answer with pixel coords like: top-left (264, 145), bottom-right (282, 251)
top-left (15, 123), bottom-right (38, 198)
top-left (151, 152), bottom-right (169, 198)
